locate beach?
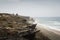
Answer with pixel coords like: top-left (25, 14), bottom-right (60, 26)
top-left (36, 23), bottom-right (60, 40)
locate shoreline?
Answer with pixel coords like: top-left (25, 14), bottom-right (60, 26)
top-left (37, 23), bottom-right (60, 35)
top-left (36, 23), bottom-right (60, 40)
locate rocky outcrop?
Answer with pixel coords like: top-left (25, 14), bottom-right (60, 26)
top-left (0, 13), bottom-right (50, 40)
top-left (0, 13), bottom-right (38, 40)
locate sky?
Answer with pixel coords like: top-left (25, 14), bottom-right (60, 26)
top-left (0, 0), bottom-right (60, 17)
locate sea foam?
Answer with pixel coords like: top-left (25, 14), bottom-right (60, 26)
top-left (34, 19), bottom-right (60, 31)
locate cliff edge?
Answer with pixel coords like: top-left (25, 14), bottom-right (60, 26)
top-left (0, 13), bottom-right (50, 40)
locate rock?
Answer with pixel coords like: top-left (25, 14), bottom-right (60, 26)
top-left (0, 13), bottom-right (50, 40)
top-left (0, 13), bottom-right (38, 40)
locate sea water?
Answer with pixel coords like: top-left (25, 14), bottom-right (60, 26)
top-left (34, 17), bottom-right (60, 29)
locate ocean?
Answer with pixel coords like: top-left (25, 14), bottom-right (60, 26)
top-left (34, 17), bottom-right (60, 30)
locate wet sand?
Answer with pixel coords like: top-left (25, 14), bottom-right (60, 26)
top-left (36, 23), bottom-right (60, 40)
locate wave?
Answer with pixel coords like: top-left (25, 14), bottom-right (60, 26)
top-left (34, 19), bottom-right (60, 31)
top-left (48, 21), bottom-right (60, 26)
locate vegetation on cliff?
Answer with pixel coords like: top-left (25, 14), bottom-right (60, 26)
top-left (0, 13), bottom-right (50, 40)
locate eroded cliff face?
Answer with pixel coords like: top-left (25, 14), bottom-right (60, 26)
top-left (0, 13), bottom-right (38, 40)
top-left (0, 13), bottom-right (50, 40)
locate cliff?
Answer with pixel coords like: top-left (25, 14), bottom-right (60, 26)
top-left (0, 13), bottom-right (50, 40)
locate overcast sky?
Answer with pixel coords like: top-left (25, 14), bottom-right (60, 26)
top-left (0, 0), bottom-right (60, 17)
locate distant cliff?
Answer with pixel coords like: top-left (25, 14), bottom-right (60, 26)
top-left (0, 13), bottom-right (50, 40)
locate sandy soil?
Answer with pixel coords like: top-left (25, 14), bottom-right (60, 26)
top-left (36, 23), bottom-right (60, 40)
